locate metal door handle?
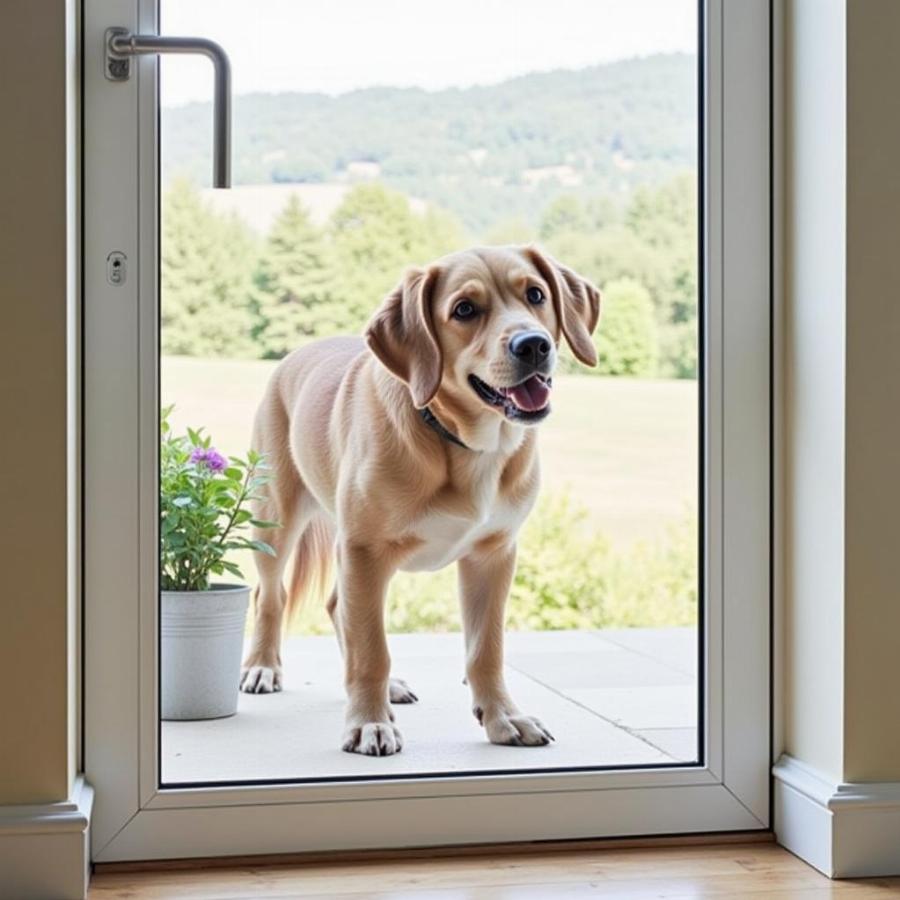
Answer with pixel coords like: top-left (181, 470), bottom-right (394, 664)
top-left (105, 28), bottom-right (231, 188)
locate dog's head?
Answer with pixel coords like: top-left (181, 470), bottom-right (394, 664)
top-left (365, 246), bottom-right (600, 426)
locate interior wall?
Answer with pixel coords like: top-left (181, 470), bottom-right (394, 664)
top-left (781, 0), bottom-right (847, 784)
top-left (843, 0), bottom-right (900, 783)
top-left (0, 0), bottom-right (77, 805)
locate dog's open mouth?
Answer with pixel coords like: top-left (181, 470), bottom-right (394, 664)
top-left (468, 374), bottom-right (552, 422)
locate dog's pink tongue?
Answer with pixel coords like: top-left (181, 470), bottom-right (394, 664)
top-left (508, 375), bottom-right (550, 412)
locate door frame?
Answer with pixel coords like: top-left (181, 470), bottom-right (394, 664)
top-left (83, 0), bottom-right (772, 862)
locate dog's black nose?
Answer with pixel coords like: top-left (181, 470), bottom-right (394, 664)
top-left (509, 331), bottom-right (552, 367)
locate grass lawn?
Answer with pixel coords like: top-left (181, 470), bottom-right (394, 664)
top-left (162, 355), bottom-right (697, 547)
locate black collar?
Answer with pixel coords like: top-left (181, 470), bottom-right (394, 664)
top-left (419, 406), bottom-right (471, 450)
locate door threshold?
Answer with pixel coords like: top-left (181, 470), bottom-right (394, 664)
top-left (94, 829), bottom-right (774, 874)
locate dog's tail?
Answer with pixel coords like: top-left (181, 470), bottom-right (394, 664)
top-left (285, 515), bottom-right (335, 623)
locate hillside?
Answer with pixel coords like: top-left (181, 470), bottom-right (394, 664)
top-left (162, 53), bottom-right (697, 233)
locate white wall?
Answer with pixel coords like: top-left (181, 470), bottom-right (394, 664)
top-left (783, 0), bottom-right (900, 786)
top-left (782, 0), bottom-right (847, 785)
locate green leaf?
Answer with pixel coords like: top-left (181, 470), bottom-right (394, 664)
top-left (220, 560), bottom-right (244, 578)
top-left (249, 540), bottom-right (277, 557)
top-left (250, 519), bottom-right (280, 529)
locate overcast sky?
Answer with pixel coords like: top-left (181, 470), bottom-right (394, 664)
top-left (160, 0), bottom-right (697, 107)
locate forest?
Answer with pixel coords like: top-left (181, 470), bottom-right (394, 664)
top-left (162, 173), bottom-right (697, 379)
top-left (161, 53), bottom-right (698, 378)
top-left (162, 53), bottom-right (697, 232)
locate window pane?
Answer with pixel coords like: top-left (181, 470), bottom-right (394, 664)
top-left (159, 0), bottom-right (700, 785)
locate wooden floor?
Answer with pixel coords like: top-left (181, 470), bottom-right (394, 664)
top-left (89, 841), bottom-right (900, 898)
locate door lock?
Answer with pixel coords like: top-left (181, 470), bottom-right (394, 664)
top-left (107, 251), bottom-right (127, 286)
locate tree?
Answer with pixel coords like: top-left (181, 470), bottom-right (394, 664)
top-left (659, 321), bottom-right (697, 379)
top-left (543, 176), bottom-right (698, 380)
top-left (161, 180), bottom-right (257, 358)
top-left (156, 168), bottom-right (700, 378)
top-left (253, 195), bottom-right (340, 357)
top-left (625, 174), bottom-right (698, 376)
top-left (483, 218), bottom-right (534, 245)
top-left (596, 278), bottom-right (659, 377)
top-left (546, 225), bottom-right (666, 302)
top-left (626, 173), bottom-right (697, 248)
top-left (329, 183), bottom-right (463, 333)
top-left (539, 195), bottom-right (589, 240)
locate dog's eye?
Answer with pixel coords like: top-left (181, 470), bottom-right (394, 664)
top-left (452, 300), bottom-right (477, 321)
top-left (526, 286), bottom-right (545, 305)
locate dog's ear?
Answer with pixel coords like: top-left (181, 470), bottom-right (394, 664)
top-left (365, 266), bottom-right (442, 408)
top-left (525, 246), bottom-right (601, 367)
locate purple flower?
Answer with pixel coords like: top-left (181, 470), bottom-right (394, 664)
top-left (190, 447), bottom-right (228, 472)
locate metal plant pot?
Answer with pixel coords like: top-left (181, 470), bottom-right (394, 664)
top-left (160, 583), bottom-right (250, 720)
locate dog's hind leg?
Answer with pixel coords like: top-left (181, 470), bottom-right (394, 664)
top-left (241, 395), bottom-right (314, 695)
top-left (327, 587), bottom-right (418, 704)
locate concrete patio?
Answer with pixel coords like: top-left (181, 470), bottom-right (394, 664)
top-left (161, 628), bottom-right (698, 784)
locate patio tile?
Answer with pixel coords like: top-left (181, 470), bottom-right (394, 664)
top-left (633, 727), bottom-right (699, 762)
top-left (564, 685), bottom-right (698, 730)
top-left (504, 630), bottom-right (624, 654)
top-left (506, 649), bottom-right (692, 691)
top-left (162, 636), bottom-right (670, 784)
top-left (598, 627), bottom-right (697, 677)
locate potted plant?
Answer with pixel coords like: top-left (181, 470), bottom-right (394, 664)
top-left (159, 407), bottom-right (278, 720)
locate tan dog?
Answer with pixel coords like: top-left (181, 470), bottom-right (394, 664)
top-left (239, 245), bottom-right (600, 756)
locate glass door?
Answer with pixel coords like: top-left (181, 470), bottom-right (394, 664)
top-left (84, 0), bottom-right (771, 862)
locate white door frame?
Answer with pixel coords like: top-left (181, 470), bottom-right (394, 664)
top-left (84, 0), bottom-right (772, 862)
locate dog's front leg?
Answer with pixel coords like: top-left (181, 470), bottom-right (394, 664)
top-left (459, 544), bottom-right (554, 747)
top-left (337, 542), bottom-right (403, 756)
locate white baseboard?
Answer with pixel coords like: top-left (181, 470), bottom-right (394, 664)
top-left (0, 775), bottom-right (93, 899)
top-left (774, 754), bottom-right (900, 878)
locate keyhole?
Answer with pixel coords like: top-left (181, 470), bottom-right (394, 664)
top-left (107, 251), bottom-right (127, 286)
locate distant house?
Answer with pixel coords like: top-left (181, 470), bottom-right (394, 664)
top-left (345, 160), bottom-right (381, 180)
top-left (522, 164), bottom-right (582, 188)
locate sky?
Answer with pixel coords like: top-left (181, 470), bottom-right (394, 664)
top-left (160, 0), bottom-right (697, 107)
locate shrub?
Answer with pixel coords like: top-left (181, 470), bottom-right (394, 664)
top-left (287, 491), bottom-right (697, 634)
top-left (505, 493), bottom-right (611, 630)
top-left (659, 320), bottom-right (698, 380)
top-left (384, 493), bottom-right (612, 633)
top-left (604, 512), bottom-right (698, 627)
top-left (595, 278), bottom-right (660, 377)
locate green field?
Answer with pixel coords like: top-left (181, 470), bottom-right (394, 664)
top-left (162, 356), bottom-right (697, 547)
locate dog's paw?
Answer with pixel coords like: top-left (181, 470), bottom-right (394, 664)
top-left (484, 711), bottom-right (554, 747)
top-left (342, 721), bottom-right (404, 756)
top-left (389, 677), bottom-right (419, 704)
top-left (240, 665), bottom-right (282, 694)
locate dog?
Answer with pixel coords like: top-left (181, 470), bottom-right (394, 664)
top-left (239, 245), bottom-right (600, 756)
